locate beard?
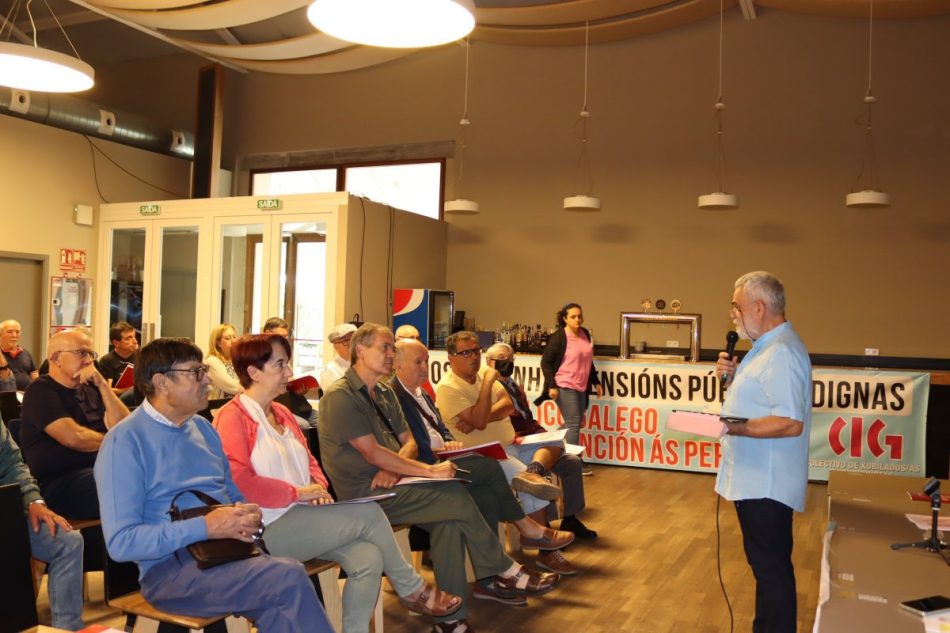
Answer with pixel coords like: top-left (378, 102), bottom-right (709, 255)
top-left (734, 317), bottom-right (760, 341)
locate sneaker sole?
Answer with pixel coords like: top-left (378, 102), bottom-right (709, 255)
top-left (511, 477), bottom-right (562, 501)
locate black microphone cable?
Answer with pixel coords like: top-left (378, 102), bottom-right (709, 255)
top-left (716, 494), bottom-right (735, 633)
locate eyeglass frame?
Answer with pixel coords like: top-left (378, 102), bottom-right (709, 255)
top-left (163, 364), bottom-right (211, 382)
top-left (449, 348), bottom-right (481, 359)
top-left (59, 349), bottom-right (99, 361)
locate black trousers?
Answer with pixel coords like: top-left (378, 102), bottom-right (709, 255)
top-left (42, 467), bottom-right (100, 520)
top-left (735, 498), bottom-right (797, 633)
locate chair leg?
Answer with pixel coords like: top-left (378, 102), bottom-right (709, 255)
top-left (30, 558), bottom-right (46, 597)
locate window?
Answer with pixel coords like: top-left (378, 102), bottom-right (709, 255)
top-left (252, 160), bottom-right (444, 219)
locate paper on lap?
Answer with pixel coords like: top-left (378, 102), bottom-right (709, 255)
top-left (666, 410), bottom-right (728, 438)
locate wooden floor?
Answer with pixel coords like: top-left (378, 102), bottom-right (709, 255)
top-left (44, 465), bottom-right (828, 632)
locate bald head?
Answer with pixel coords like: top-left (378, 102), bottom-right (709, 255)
top-left (394, 338), bottom-right (429, 390)
top-left (49, 329), bottom-right (91, 356)
top-left (394, 324), bottom-right (421, 341)
top-left (48, 329), bottom-right (96, 387)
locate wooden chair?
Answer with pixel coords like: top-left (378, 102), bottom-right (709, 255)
top-left (0, 482), bottom-right (40, 633)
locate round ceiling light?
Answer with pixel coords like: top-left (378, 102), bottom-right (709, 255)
top-left (698, 192), bottom-right (739, 210)
top-left (564, 195), bottom-right (601, 211)
top-left (307, 0), bottom-right (476, 48)
top-left (0, 42), bottom-right (94, 93)
top-left (845, 190), bottom-right (890, 208)
top-left (444, 198), bottom-right (480, 214)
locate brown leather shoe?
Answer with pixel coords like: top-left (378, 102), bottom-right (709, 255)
top-left (536, 549), bottom-right (579, 575)
top-left (511, 472), bottom-right (561, 500)
top-left (520, 526), bottom-right (575, 551)
top-left (492, 566), bottom-right (560, 597)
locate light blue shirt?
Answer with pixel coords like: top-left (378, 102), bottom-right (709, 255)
top-left (715, 321), bottom-right (812, 512)
top-left (94, 405), bottom-right (246, 579)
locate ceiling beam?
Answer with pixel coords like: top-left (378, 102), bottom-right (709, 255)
top-left (215, 28), bottom-right (242, 46)
top-left (738, 0), bottom-right (757, 19)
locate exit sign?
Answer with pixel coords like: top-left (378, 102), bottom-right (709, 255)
top-left (139, 204), bottom-right (161, 216)
top-left (257, 198), bottom-right (282, 210)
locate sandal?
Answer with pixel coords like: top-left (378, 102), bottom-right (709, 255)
top-left (492, 566), bottom-right (560, 598)
top-left (431, 620), bottom-right (475, 633)
top-left (399, 583), bottom-right (463, 618)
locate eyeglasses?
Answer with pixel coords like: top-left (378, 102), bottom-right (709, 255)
top-left (61, 349), bottom-right (98, 360)
top-left (450, 348), bottom-right (481, 358)
top-left (164, 364), bottom-right (210, 382)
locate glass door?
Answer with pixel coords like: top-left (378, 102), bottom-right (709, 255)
top-left (212, 219), bottom-right (269, 337)
top-left (276, 220), bottom-right (328, 376)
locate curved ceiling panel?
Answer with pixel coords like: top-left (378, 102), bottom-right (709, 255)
top-left (220, 46), bottom-right (417, 75)
top-left (474, 0), bottom-right (726, 45)
top-left (758, 0), bottom-right (950, 19)
top-left (168, 32), bottom-right (347, 61)
top-left (92, 0), bottom-right (310, 30)
top-left (90, 1), bottom-right (206, 9)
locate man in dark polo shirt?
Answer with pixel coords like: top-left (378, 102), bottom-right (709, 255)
top-left (1, 319), bottom-right (39, 391)
top-left (98, 321), bottom-right (139, 394)
top-left (19, 329), bottom-right (129, 519)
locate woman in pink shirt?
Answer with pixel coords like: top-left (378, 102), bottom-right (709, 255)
top-left (215, 334), bottom-right (460, 633)
top-left (538, 303), bottom-right (603, 458)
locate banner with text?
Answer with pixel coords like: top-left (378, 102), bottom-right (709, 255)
top-left (428, 353), bottom-right (929, 481)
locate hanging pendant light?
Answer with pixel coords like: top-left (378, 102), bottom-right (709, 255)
top-left (445, 39), bottom-right (479, 215)
top-left (846, 0), bottom-right (890, 208)
top-left (563, 22), bottom-right (600, 212)
top-left (698, 0), bottom-right (738, 210)
top-left (307, 0), bottom-right (475, 49)
top-left (0, 1), bottom-right (94, 93)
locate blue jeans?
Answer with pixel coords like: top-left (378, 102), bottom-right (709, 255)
top-left (555, 387), bottom-right (589, 446)
top-left (29, 521), bottom-right (85, 630)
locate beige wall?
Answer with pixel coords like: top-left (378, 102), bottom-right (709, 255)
top-left (0, 115), bottom-right (191, 354)
top-left (225, 10), bottom-right (950, 358)
top-left (340, 197), bottom-right (448, 326)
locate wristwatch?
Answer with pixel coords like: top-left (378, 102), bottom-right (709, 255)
top-left (29, 499), bottom-right (46, 507)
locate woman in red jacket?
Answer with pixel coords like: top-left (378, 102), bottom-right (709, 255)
top-left (215, 334), bottom-right (459, 633)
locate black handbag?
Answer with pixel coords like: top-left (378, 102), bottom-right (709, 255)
top-left (168, 489), bottom-right (268, 569)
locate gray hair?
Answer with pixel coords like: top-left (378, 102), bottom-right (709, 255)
top-left (735, 271), bottom-right (786, 315)
top-left (485, 343), bottom-right (512, 360)
top-left (446, 331), bottom-right (479, 355)
top-left (350, 322), bottom-right (392, 364)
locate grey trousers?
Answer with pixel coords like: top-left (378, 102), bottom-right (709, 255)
top-left (265, 502), bottom-right (424, 633)
top-left (377, 480), bottom-right (514, 623)
top-left (455, 453), bottom-right (526, 530)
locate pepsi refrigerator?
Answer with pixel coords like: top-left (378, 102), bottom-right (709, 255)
top-left (392, 288), bottom-right (454, 349)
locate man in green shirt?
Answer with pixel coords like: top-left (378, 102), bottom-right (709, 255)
top-left (319, 323), bottom-right (560, 632)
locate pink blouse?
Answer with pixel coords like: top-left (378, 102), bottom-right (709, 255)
top-left (214, 398), bottom-right (329, 508)
top-left (554, 328), bottom-right (593, 391)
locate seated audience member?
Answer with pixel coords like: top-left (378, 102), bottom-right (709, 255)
top-left (319, 323), bottom-right (356, 391)
top-left (436, 332), bottom-right (580, 574)
top-left (0, 355), bottom-right (15, 392)
top-left (319, 324), bottom-right (560, 633)
top-left (95, 337), bottom-right (330, 633)
top-left (394, 324), bottom-right (435, 398)
top-left (486, 343), bottom-right (597, 540)
top-left (393, 338), bottom-right (576, 584)
top-left (206, 323), bottom-right (241, 399)
top-left (0, 420), bottom-right (84, 630)
top-left (262, 317), bottom-right (316, 428)
top-left (216, 334), bottom-right (461, 633)
top-left (1, 319), bottom-right (39, 390)
top-left (98, 322), bottom-right (139, 395)
top-left (19, 329), bottom-right (130, 519)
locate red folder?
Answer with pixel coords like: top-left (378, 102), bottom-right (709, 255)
top-left (437, 441), bottom-right (507, 461)
top-left (288, 375), bottom-right (319, 395)
top-left (907, 491), bottom-right (950, 503)
top-left (114, 364), bottom-right (135, 389)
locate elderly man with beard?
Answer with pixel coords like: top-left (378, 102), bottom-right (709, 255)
top-left (715, 271), bottom-right (812, 633)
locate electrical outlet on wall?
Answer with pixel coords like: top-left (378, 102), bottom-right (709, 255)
top-left (666, 340), bottom-right (679, 348)
top-left (864, 348), bottom-right (879, 356)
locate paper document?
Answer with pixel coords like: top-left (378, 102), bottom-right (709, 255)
top-left (905, 513), bottom-right (950, 531)
top-left (297, 493), bottom-right (396, 506)
top-left (515, 429), bottom-right (567, 445)
top-left (437, 441), bottom-right (507, 460)
top-left (395, 476), bottom-right (469, 486)
top-left (666, 410), bottom-right (728, 438)
top-left (564, 443), bottom-right (585, 457)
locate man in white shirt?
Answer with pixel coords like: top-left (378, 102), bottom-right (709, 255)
top-left (318, 323), bottom-right (356, 392)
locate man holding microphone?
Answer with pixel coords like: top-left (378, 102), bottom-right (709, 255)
top-left (716, 271), bottom-right (812, 633)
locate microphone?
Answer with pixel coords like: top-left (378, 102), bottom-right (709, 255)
top-left (721, 331), bottom-right (739, 393)
top-left (725, 331), bottom-right (739, 359)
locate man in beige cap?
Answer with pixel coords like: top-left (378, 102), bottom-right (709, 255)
top-left (319, 322), bottom-right (357, 392)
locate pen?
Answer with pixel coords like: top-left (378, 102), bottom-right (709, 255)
top-left (454, 467), bottom-right (471, 475)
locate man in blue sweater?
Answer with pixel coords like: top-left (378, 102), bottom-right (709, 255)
top-left (95, 338), bottom-right (329, 633)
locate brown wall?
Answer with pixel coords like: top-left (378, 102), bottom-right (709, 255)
top-left (226, 10), bottom-right (950, 358)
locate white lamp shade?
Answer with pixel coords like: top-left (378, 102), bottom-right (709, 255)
top-left (0, 42), bottom-right (94, 93)
top-left (307, 0), bottom-right (476, 48)
top-left (846, 190), bottom-right (890, 208)
top-left (563, 195), bottom-right (601, 211)
top-left (698, 192), bottom-right (739, 210)
top-left (444, 198), bottom-right (479, 214)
